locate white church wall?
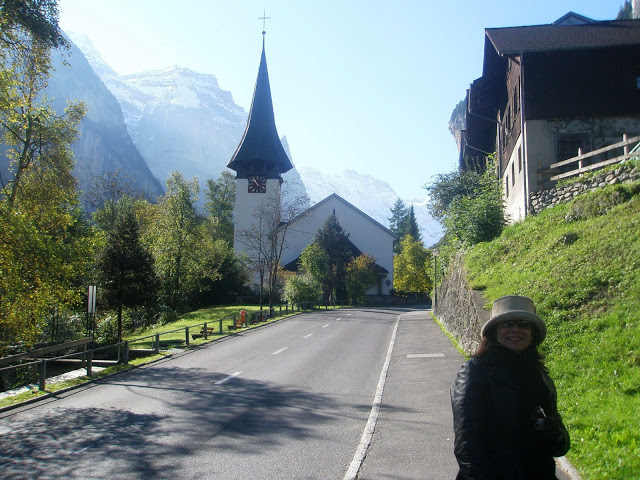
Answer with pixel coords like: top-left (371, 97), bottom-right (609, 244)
top-left (280, 195), bottom-right (396, 295)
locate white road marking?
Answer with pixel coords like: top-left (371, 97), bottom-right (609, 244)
top-left (344, 315), bottom-right (400, 480)
top-left (215, 371), bottom-right (241, 385)
top-left (303, 333), bottom-right (313, 339)
top-left (322, 324), bottom-right (330, 328)
top-left (406, 353), bottom-right (445, 358)
top-left (336, 318), bottom-right (342, 321)
top-left (272, 347), bottom-right (288, 355)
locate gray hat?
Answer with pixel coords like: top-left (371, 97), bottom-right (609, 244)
top-left (481, 295), bottom-right (547, 344)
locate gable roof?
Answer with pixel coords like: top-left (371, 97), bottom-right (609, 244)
top-left (283, 193), bottom-right (398, 240)
top-left (485, 18), bottom-right (640, 57)
top-left (227, 38), bottom-right (293, 177)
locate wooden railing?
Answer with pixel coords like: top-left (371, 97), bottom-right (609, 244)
top-left (548, 134), bottom-right (640, 181)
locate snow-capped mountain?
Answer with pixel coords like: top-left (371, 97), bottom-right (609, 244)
top-left (68, 33), bottom-right (247, 186)
top-left (68, 32), bottom-right (442, 244)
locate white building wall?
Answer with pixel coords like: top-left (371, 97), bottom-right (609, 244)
top-left (503, 120), bottom-right (556, 223)
top-left (233, 177), bottom-right (280, 256)
top-left (280, 196), bottom-right (396, 295)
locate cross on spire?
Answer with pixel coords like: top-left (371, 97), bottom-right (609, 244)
top-left (259, 9), bottom-right (270, 35)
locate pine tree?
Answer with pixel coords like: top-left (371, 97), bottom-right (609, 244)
top-left (403, 205), bottom-right (422, 243)
top-left (314, 213), bottom-right (353, 303)
top-left (98, 198), bottom-right (158, 343)
top-left (388, 198), bottom-right (408, 237)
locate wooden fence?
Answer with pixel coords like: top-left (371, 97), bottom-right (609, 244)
top-left (548, 134), bottom-right (640, 182)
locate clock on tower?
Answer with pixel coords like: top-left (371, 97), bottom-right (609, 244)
top-left (248, 175), bottom-right (267, 193)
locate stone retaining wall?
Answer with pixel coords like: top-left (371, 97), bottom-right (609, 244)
top-left (433, 251), bottom-right (489, 355)
top-left (530, 162), bottom-right (640, 215)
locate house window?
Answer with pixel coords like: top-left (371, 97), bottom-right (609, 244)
top-left (636, 76), bottom-right (640, 89)
top-left (511, 162), bottom-right (515, 186)
top-left (556, 133), bottom-right (591, 162)
top-left (518, 147), bottom-right (522, 172)
top-left (505, 175), bottom-right (509, 197)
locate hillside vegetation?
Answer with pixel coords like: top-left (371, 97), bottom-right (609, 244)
top-left (464, 182), bottom-right (640, 479)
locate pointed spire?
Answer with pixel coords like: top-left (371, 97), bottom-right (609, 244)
top-left (226, 36), bottom-right (293, 177)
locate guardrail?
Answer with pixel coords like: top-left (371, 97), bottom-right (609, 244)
top-left (0, 301), bottom-right (349, 394)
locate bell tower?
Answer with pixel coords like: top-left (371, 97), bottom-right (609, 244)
top-left (226, 30), bottom-right (293, 257)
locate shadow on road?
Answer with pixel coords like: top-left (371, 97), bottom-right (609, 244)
top-left (0, 366), bottom-right (343, 479)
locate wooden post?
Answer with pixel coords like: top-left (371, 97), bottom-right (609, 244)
top-left (203, 322), bottom-right (208, 339)
top-left (185, 327), bottom-right (190, 345)
top-left (218, 319), bottom-right (223, 334)
top-left (155, 334), bottom-right (160, 353)
top-left (87, 348), bottom-right (93, 376)
top-left (624, 133), bottom-right (629, 156)
top-left (124, 341), bottom-right (129, 365)
top-left (39, 359), bottom-right (46, 391)
top-left (578, 147), bottom-right (583, 170)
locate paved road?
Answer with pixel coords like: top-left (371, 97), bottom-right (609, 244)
top-left (0, 309), bottom-right (404, 479)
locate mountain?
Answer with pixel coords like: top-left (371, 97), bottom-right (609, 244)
top-left (68, 33), bottom-right (248, 188)
top-left (46, 35), bottom-right (164, 207)
top-left (449, 98), bottom-right (466, 153)
top-left (67, 33), bottom-right (442, 243)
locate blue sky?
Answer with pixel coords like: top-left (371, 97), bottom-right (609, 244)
top-left (58, 0), bottom-right (624, 200)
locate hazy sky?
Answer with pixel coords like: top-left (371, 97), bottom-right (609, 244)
top-left (58, 0), bottom-right (623, 200)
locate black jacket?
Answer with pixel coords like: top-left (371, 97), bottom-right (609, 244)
top-left (450, 345), bottom-right (570, 480)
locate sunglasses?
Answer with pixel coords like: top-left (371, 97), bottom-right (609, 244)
top-left (499, 320), bottom-right (533, 330)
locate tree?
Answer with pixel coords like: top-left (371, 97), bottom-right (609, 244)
top-left (299, 243), bottom-right (329, 284)
top-left (148, 172), bottom-right (201, 311)
top-left (205, 170), bottom-right (235, 244)
top-left (617, 0), bottom-right (632, 19)
top-left (0, 0), bottom-right (66, 49)
top-left (283, 273), bottom-right (322, 305)
top-left (314, 213), bottom-right (353, 303)
top-left (0, 4), bottom-right (92, 350)
top-left (425, 156), bottom-right (505, 247)
top-left (388, 198), bottom-right (408, 237)
top-left (98, 197), bottom-right (158, 343)
top-left (235, 181), bottom-right (308, 309)
top-left (403, 205), bottom-right (421, 242)
top-left (393, 235), bottom-right (432, 294)
top-left (346, 254), bottom-right (378, 304)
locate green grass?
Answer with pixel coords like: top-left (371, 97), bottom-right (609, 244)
top-left (464, 183), bottom-right (640, 479)
top-left (124, 304), bottom-right (302, 349)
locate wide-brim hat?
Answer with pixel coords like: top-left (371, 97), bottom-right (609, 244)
top-left (481, 295), bottom-right (547, 344)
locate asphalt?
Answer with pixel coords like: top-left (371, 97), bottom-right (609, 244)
top-left (357, 309), bottom-right (581, 480)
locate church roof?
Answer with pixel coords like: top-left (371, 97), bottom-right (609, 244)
top-left (285, 193), bottom-right (398, 239)
top-left (227, 38), bottom-right (293, 176)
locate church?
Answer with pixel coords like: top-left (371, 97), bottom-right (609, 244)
top-left (227, 33), bottom-right (397, 297)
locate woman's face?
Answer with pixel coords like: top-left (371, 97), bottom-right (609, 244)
top-left (496, 320), bottom-right (533, 352)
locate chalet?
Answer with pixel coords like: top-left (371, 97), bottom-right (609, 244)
top-left (461, 13), bottom-right (640, 222)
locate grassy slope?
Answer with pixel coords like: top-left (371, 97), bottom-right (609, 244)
top-left (464, 184), bottom-right (640, 479)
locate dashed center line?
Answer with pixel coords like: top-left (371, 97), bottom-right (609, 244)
top-left (303, 333), bottom-right (313, 339)
top-left (322, 324), bottom-right (330, 328)
top-left (336, 318), bottom-right (342, 321)
top-left (215, 371), bottom-right (241, 385)
top-left (273, 347), bottom-right (288, 355)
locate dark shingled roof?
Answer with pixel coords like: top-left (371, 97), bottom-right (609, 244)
top-left (227, 39), bottom-right (293, 176)
top-left (486, 19), bottom-right (640, 56)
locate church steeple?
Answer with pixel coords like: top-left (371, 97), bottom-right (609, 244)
top-left (226, 36), bottom-right (293, 178)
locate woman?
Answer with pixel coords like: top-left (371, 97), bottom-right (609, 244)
top-left (451, 295), bottom-right (570, 479)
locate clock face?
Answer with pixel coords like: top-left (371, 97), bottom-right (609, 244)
top-left (248, 175), bottom-right (267, 193)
